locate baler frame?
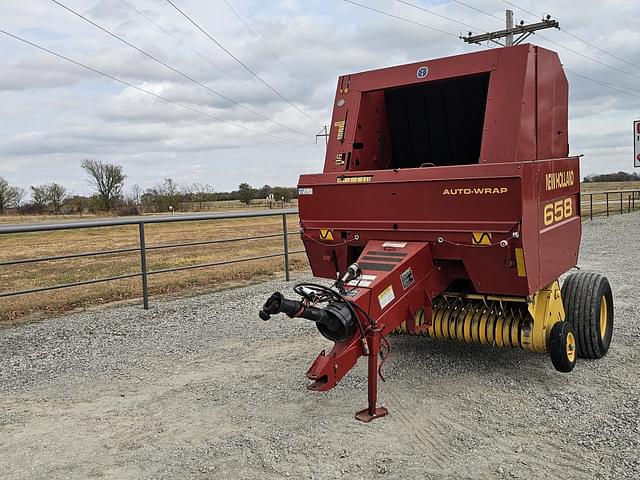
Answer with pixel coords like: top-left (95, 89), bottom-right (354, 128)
top-left (259, 44), bottom-right (614, 421)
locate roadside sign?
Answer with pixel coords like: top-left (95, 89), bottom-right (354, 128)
top-left (635, 120), bottom-right (640, 168)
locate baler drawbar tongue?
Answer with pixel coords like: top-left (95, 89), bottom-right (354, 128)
top-left (260, 241), bottom-right (450, 421)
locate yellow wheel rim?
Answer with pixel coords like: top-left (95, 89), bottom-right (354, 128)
top-left (599, 296), bottom-right (608, 339)
top-left (566, 331), bottom-right (576, 363)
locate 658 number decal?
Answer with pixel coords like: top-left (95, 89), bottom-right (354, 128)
top-left (543, 197), bottom-right (573, 226)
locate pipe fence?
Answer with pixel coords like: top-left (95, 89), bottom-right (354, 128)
top-left (582, 189), bottom-right (640, 220)
top-left (0, 209), bottom-right (301, 309)
top-left (1, 188), bottom-right (638, 312)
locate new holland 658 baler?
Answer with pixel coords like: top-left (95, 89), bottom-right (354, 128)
top-left (260, 44), bottom-right (614, 422)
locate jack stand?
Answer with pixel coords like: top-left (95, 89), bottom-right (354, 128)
top-left (355, 332), bottom-right (388, 422)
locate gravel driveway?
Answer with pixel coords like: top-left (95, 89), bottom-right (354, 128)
top-left (1, 212), bottom-right (639, 479)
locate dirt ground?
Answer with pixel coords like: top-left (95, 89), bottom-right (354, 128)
top-left (0, 212), bottom-right (638, 479)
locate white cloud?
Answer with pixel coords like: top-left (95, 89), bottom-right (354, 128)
top-left (0, 0), bottom-right (639, 195)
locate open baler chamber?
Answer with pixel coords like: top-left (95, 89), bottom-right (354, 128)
top-left (260, 44), bottom-right (614, 422)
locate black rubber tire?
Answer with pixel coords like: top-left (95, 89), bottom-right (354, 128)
top-left (548, 321), bottom-right (577, 373)
top-left (561, 272), bottom-right (614, 359)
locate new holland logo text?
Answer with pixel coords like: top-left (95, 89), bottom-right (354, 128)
top-left (545, 170), bottom-right (574, 191)
top-left (443, 187), bottom-right (508, 195)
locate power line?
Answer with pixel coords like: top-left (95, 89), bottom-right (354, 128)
top-left (449, 0), bottom-right (640, 84)
top-left (117, 0), bottom-right (264, 96)
top-left (452, 0), bottom-right (503, 22)
top-left (499, 0), bottom-right (640, 72)
top-left (222, 0), bottom-right (313, 95)
top-left (164, 0), bottom-right (322, 127)
top-left (565, 69), bottom-right (640, 99)
top-left (342, 0), bottom-right (459, 38)
top-left (538, 34), bottom-right (640, 82)
top-left (560, 28), bottom-right (640, 72)
top-left (462, 15), bottom-right (558, 46)
top-left (343, 1), bottom-right (640, 100)
top-left (0, 29), bottom-right (310, 144)
top-left (50, 0), bottom-right (309, 138)
top-left (395, 0), bottom-right (480, 33)
top-left (449, 2), bottom-right (640, 97)
top-left (499, 0), bottom-right (539, 19)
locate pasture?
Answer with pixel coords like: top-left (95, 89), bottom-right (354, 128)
top-left (1, 182), bottom-right (638, 326)
top-left (0, 213), bottom-right (304, 326)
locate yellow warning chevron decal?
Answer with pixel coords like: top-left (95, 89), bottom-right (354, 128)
top-left (320, 229), bottom-right (334, 241)
top-left (471, 232), bottom-right (492, 245)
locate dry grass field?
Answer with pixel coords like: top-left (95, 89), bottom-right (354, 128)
top-left (1, 182), bottom-right (638, 326)
top-left (0, 213), bottom-right (305, 326)
top-left (580, 180), bottom-right (640, 193)
top-left (0, 199), bottom-right (298, 225)
top-left (580, 181), bottom-right (640, 217)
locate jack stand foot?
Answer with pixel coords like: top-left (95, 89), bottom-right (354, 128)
top-left (355, 406), bottom-right (388, 423)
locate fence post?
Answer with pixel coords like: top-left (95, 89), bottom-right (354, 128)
top-left (606, 193), bottom-right (609, 217)
top-left (139, 223), bottom-right (149, 310)
top-left (282, 214), bottom-right (290, 281)
top-left (590, 194), bottom-right (593, 221)
top-left (629, 195), bottom-right (631, 213)
top-left (620, 191), bottom-right (623, 214)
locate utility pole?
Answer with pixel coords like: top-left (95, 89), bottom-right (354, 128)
top-left (461, 10), bottom-right (559, 47)
top-left (316, 125), bottom-right (329, 146)
top-left (505, 9), bottom-right (514, 46)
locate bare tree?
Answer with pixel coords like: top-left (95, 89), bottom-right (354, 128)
top-left (30, 184), bottom-right (68, 214)
top-left (47, 183), bottom-right (68, 215)
top-left (191, 183), bottom-right (203, 212)
top-left (129, 184), bottom-right (142, 206)
top-left (30, 185), bottom-right (50, 213)
top-left (180, 183), bottom-right (194, 211)
top-left (0, 177), bottom-right (18, 214)
top-left (158, 178), bottom-right (179, 211)
top-left (163, 178), bottom-right (179, 197)
top-left (81, 158), bottom-right (126, 211)
top-left (67, 195), bottom-right (87, 216)
top-left (12, 187), bottom-right (26, 215)
top-left (192, 183), bottom-right (213, 211)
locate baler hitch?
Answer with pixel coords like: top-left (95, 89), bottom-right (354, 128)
top-left (258, 278), bottom-right (391, 423)
top-left (258, 244), bottom-right (449, 422)
top-left (259, 291), bottom-right (358, 342)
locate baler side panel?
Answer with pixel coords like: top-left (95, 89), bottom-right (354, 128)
top-left (352, 90), bottom-right (390, 171)
top-left (520, 163), bottom-right (541, 293)
top-left (536, 49), bottom-right (569, 159)
top-left (535, 158), bottom-right (581, 288)
top-left (515, 45), bottom-right (537, 161)
top-left (478, 44), bottom-right (532, 163)
top-left (325, 75), bottom-right (362, 174)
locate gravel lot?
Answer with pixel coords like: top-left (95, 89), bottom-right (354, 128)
top-left (1, 212), bottom-right (639, 480)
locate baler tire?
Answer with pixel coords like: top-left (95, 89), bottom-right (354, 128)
top-left (561, 272), bottom-right (614, 359)
top-left (548, 321), bottom-right (577, 373)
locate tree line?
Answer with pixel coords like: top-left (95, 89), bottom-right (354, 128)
top-left (0, 159), bottom-right (297, 216)
top-left (583, 171), bottom-right (640, 183)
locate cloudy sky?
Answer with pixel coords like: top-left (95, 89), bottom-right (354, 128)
top-left (1, 0), bottom-right (639, 197)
